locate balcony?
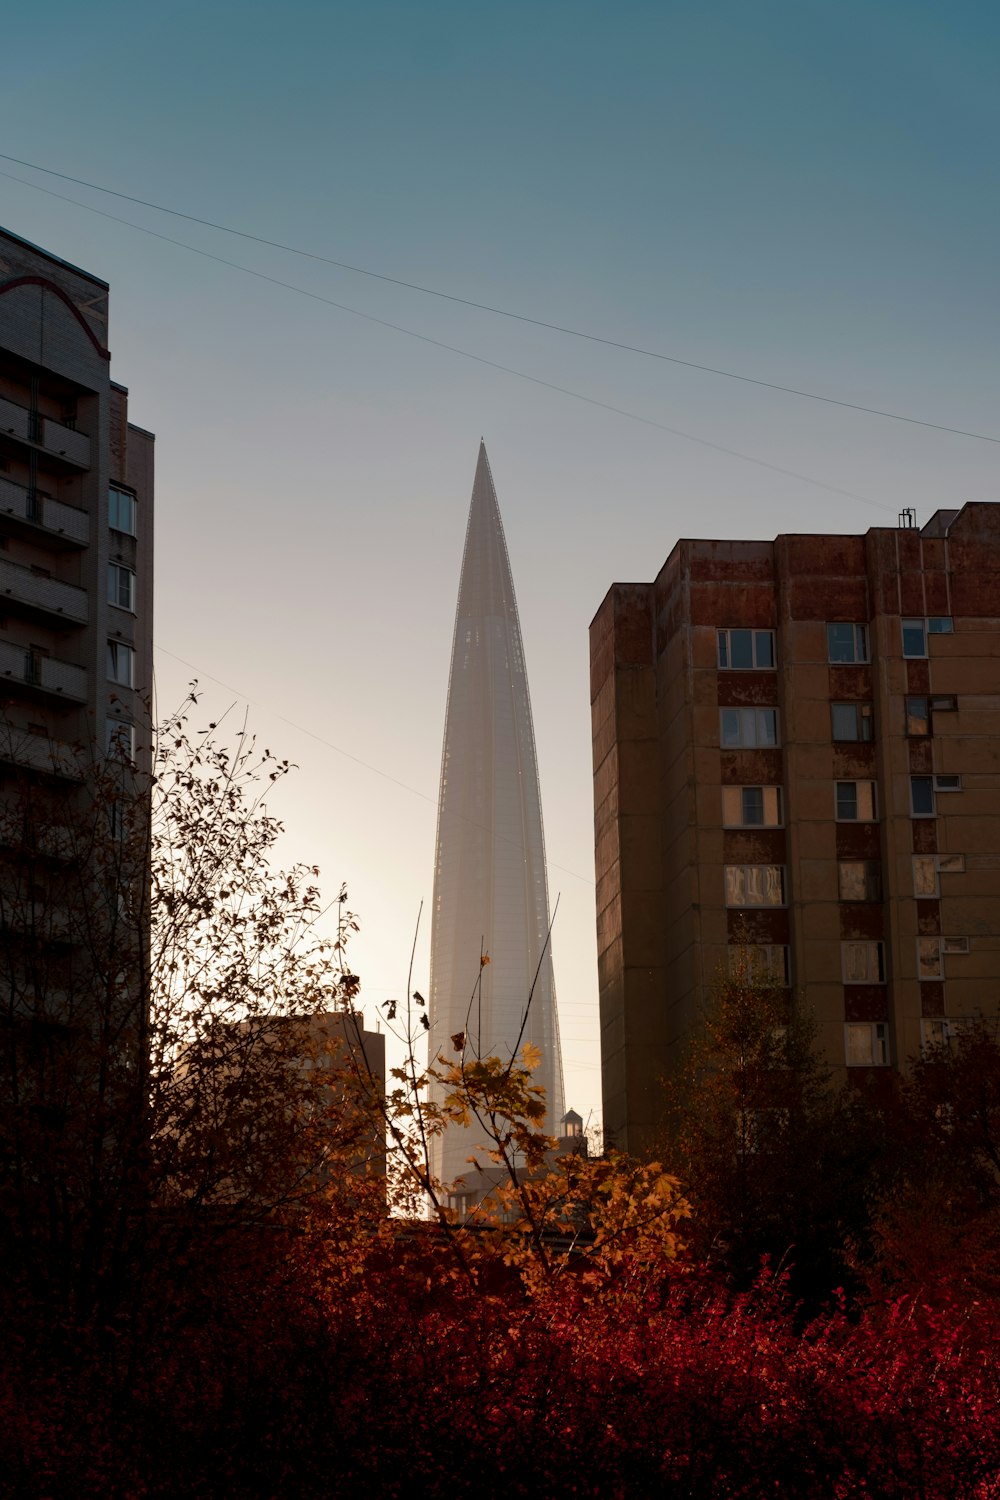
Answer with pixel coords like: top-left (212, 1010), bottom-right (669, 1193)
top-left (40, 416), bottom-right (91, 468)
top-left (0, 396), bottom-right (91, 470)
top-left (0, 806), bottom-right (75, 859)
top-left (0, 557), bottom-right (88, 626)
top-left (0, 723), bottom-right (83, 780)
top-left (0, 475), bottom-right (89, 549)
top-left (0, 395), bottom-right (31, 442)
top-left (0, 640), bottom-right (88, 702)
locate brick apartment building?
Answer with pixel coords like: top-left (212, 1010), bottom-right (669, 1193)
top-left (0, 226), bottom-right (153, 782)
top-left (591, 504), bottom-right (1000, 1155)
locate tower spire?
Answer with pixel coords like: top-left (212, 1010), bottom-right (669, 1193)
top-left (429, 445), bottom-right (564, 1186)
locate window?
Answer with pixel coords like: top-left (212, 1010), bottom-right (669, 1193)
top-left (913, 853), bottom-right (965, 895)
top-left (842, 941), bottom-right (886, 983)
top-left (720, 707), bottom-right (779, 747)
top-left (835, 781), bottom-right (877, 821)
top-left (902, 619), bottom-right (927, 657)
top-left (903, 617), bottom-right (953, 657)
top-left (827, 623), bottom-right (868, 664)
top-left (921, 1018), bottom-right (972, 1053)
top-left (917, 938), bottom-right (943, 981)
top-left (838, 860), bottom-right (882, 902)
top-left (905, 696), bottom-right (929, 736)
top-left (931, 694), bottom-right (958, 712)
top-left (724, 865), bottom-right (786, 907)
top-left (108, 800), bottom-right (125, 841)
top-left (108, 486), bottom-right (137, 536)
top-left (106, 719), bottom-right (135, 759)
top-left (728, 945), bottom-right (791, 985)
top-left (717, 629), bottom-right (775, 669)
top-left (722, 786), bottom-right (783, 827)
top-left (107, 640), bottom-right (135, 687)
top-left (942, 935), bottom-right (970, 955)
top-left (845, 1022), bottom-right (889, 1066)
top-left (911, 776), bottom-right (934, 817)
top-left (934, 774), bottom-right (961, 792)
top-left (831, 702), bottom-right (873, 741)
top-left (108, 563), bottom-right (135, 612)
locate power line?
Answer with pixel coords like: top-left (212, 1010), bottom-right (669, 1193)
top-left (2, 151), bottom-right (994, 447)
top-left (154, 644), bottom-right (597, 889)
top-left (0, 166), bottom-right (888, 512)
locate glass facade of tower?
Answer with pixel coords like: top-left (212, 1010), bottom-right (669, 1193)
top-left (430, 444), bottom-right (564, 1186)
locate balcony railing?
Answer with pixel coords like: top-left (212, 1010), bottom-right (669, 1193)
top-left (0, 724), bottom-right (83, 780)
top-left (40, 416), bottom-right (91, 468)
top-left (0, 475), bottom-right (89, 547)
top-left (0, 557), bottom-right (88, 625)
top-left (0, 396), bottom-right (91, 468)
top-left (0, 395), bottom-right (31, 442)
top-left (0, 807), bottom-right (75, 859)
top-left (0, 639), bottom-right (88, 701)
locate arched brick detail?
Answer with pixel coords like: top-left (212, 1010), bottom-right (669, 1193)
top-left (0, 276), bottom-right (110, 361)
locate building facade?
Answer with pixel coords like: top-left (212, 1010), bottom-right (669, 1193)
top-left (0, 226), bottom-right (153, 785)
top-left (591, 505), bottom-right (1000, 1156)
top-left (430, 443), bottom-right (564, 1187)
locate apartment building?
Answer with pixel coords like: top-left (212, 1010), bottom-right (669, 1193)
top-left (591, 505), bottom-right (1000, 1155)
top-left (0, 226), bottom-right (152, 785)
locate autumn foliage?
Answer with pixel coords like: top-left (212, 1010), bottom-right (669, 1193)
top-left (2, 707), bottom-right (1000, 1496)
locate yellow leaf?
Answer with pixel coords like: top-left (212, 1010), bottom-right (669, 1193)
top-left (521, 1042), bottom-right (542, 1072)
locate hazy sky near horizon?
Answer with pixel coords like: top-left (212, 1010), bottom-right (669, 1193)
top-left (1, 0), bottom-right (997, 1129)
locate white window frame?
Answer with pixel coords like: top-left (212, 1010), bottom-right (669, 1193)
top-left (841, 940), bottom-right (886, 984)
top-left (722, 785), bottom-right (783, 828)
top-left (108, 486), bottom-right (137, 536)
top-left (905, 696), bottom-right (929, 736)
top-left (724, 864), bottom-right (786, 908)
top-left (942, 935), bottom-right (970, 955)
top-left (910, 776), bottom-right (935, 817)
top-left (934, 774), bottom-right (962, 793)
top-left (845, 1021), bottom-right (890, 1067)
top-left (719, 707), bottom-right (780, 748)
top-left (913, 853), bottom-right (966, 896)
top-left (827, 623), bottom-right (869, 664)
top-left (107, 639), bottom-right (135, 687)
top-left (835, 780), bottom-right (878, 822)
top-left (901, 618), bottom-right (927, 657)
top-left (917, 937), bottom-right (943, 981)
top-left (727, 944), bottom-right (791, 985)
top-left (831, 702), bottom-right (873, 742)
top-left (717, 628), bottom-right (775, 670)
top-left (108, 563), bottom-right (136, 613)
top-left (921, 1017), bottom-right (972, 1053)
top-left (106, 718), bottom-right (135, 760)
top-left (902, 617), bottom-right (954, 658)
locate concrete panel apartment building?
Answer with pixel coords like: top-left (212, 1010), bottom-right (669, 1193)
top-left (591, 505), bottom-right (1000, 1155)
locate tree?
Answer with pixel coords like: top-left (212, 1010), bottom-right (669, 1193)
top-left (0, 691), bottom-right (381, 1335)
top-left (868, 1018), bottom-right (1000, 1304)
top-left (664, 951), bottom-right (881, 1302)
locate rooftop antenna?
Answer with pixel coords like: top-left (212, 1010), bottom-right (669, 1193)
top-left (898, 506), bottom-right (917, 529)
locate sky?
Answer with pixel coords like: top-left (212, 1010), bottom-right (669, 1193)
top-left (1, 0), bottom-right (997, 1132)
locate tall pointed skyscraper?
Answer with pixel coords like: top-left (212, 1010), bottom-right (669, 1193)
top-left (430, 443), bottom-right (565, 1186)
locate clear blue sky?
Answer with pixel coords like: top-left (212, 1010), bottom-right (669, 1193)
top-left (2, 0), bottom-right (996, 1130)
